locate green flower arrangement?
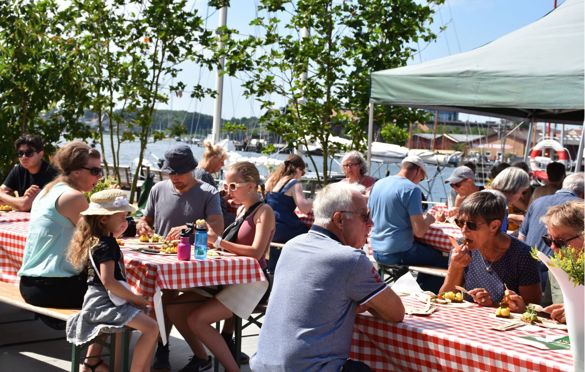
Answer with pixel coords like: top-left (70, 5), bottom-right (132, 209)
top-left (531, 247), bottom-right (584, 286)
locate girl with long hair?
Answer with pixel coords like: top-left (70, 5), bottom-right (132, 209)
top-left (66, 189), bottom-right (159, 372)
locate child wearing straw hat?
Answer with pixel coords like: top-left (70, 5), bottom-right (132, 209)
top-left (66, 189), bottom-right (159, 372)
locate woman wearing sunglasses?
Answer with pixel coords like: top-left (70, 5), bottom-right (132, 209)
top-left (440, 192), bottom-right (541, 311)
top-left (19, 141), bottom-right (103, 309)
top-left (264, 154), bottom-right (313, 273)
top-left (507, 200), bottom-right (584, 323)
top-left (166, 161), bottom-right (275, 372)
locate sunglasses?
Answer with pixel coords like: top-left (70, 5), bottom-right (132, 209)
top-left (454, 219), bottom-right (486, 231)
top-left (340, 210), bottom-right (371, 223)
top-left (17, 150), bottom-right (37, 158)
top-left (451, 180), bottom-right (464, 188)
top-left (83, 167), bottom-right (103, 176)
top-left (542, 234), bottom-right (582, 248)
top-left (223, 182), bottom-right (245, 192)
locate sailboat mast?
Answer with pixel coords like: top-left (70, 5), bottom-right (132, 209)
top-left (212, 6), bottom-right (228, 144)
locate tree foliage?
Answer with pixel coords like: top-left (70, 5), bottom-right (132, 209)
top-left (221, 0), bottom-right (444, 183)
top-left (0, 0), bottom-right (217, 200)
top-left (0, 0), bottom-right (92, 176)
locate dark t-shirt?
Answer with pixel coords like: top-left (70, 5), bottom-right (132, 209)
top-left (3, 160), bottom-right (58, 196)
top-left (88, 236), bottom-right (125, 286)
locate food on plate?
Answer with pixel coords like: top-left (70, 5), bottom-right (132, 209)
top-left (150, 233), bottom-right (162, 243)
top-left (0, 205), bottom-right (12, 211)
top-left (495, 289), bottom-right (512, 318)
top-left (139, 234), bottom-right (150, 242)
top-left (495, 305), bottom-right (511, 318)
top-left (116, 238), bottom-right (125, 246)
top-left (521, 305), bottom-right (540, 324)
top-left (436, 291), bottom-right (464, 303)
top-left (160, 239), bottom-right (179, 254)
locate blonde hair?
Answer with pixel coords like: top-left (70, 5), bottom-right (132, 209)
top-left (199, 141), bottom-right (228, 169)
top-left (67, 215), bottom-right (108, 271)
top-left (46, 141), bottom-right (101, 193)
top-left (541, 200), bottom-right (585, 234)
top-left (228, 161), bottom-right (264, 197)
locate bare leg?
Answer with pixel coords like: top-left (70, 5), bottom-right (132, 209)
top-left (81, 342), bottom-right (108, 372)
top-left (165, 292), bottom-right (209, 359)
top-left (126, 312), bottom-right (159, 372)
top-left (188, 299), bottom-right (238, 372)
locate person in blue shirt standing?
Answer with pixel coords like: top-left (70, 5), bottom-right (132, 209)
top-left (368, 155), bottom-right (447, 293)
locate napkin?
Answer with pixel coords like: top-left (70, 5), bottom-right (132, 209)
top-left (391, 272), bottom-right (423, 295)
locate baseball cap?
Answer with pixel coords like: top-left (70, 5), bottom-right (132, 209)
top-left (446, 166), bottom-right (475, 184)
top-left (401, 155), bottom-right (426, 177)
top-left (161, 144), bottom-right (198, 174)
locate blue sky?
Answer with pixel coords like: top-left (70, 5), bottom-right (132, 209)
top-left (159, 0), bottom-right (566, 121)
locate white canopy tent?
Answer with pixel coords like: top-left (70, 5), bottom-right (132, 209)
top-left (367, 0), bottom-right (584, 170)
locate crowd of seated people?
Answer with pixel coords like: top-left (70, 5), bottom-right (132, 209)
top-left (6, 137), bottom-right (583, 372)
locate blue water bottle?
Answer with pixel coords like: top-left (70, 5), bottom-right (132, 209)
top-left (194, 219), bottom-right (208, 260)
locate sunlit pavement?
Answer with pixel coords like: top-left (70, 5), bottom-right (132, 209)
top-left (0, 302), bottom-right (257, 372)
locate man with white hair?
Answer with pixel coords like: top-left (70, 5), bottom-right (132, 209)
top-left (251, 183), bottom-right (404, 372)
top-left (519, 172), bottom-right (584, 305)
top-left (368, 155), bottom-right (447, 292)
top-left (519, 172), bottom-right (584, 256)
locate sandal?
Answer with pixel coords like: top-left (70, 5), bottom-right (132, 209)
top-left (81, 360), bottom-right (106, 372)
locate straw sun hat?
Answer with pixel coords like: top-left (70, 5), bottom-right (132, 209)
top-left (81, 189), bottom-right (137, 216)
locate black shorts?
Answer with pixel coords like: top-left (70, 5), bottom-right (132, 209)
top-left (19, 274), bottom-right (88, 309)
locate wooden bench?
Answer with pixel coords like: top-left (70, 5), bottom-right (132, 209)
top-left (0, 281), bottom-right (130, 372)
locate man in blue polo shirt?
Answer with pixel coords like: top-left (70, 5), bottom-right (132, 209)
top-left (251, 183), bottom-right (404, 372)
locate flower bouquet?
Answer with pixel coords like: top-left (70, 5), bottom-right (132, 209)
top-left (533, 247), bottom-right (584, 372)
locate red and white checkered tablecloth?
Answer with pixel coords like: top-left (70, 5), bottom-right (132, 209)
top-left (350, 296), bottom-right (572, 372)
top-left (122, 250), bottom-right (267, 299)
top-left (417, 223), bottom-right (463, 254)
top-left (0, 221), bottom-right (29, 283)
top-left (0, 211), bottom-right (31, 223)
top-left (0, 222), bottom-right (267, 298)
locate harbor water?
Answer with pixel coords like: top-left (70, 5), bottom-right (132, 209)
top-left (99, 138), bottom-right (455, 204)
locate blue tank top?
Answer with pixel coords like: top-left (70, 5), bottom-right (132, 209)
top-left (19, 182), bottom-right (79, 277)
top-left (265, 179), bottom-right (308, 243)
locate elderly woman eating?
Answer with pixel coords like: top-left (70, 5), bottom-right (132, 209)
top-left (507, 200), bottom-right (584, 322)
top-left (440, 192), bottom-right (541, 310)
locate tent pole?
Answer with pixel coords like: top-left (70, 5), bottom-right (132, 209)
top-left (523, 119), bottom-right (534, 162)
top-left (574, 122), bottom-right (584, 172)
top-left (367, 102), bottom-right (374, 171)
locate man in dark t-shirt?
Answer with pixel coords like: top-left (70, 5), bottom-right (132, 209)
top-left (0, 134), bottom-right (58, 211)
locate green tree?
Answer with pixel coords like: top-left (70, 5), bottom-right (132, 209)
top-left (68, 0), bottom-right (216, 201)
top-left (0, 0), bottom-right (92, 176)
top-left (221, 0), bottom-right (443, 183)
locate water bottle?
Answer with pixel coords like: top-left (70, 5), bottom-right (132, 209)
top-left (194, 220), bottom-right (208, 260)
top-left (177, 229), bottom-right (191, 261)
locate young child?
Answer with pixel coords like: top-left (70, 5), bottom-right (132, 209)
top-left (66, 189), bottom-right (159, 372)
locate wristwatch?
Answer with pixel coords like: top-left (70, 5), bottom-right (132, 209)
top-left (214, 237), bottom-right (222, 248)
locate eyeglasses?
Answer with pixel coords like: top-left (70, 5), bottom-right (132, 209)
top-left (451, 180), bottom-right (464, 189)
top-left (82, 167), bottom-right (103, 176)
top-left (340, 210), bottom-right (371, 223)
top-left (542, 234), bottom-right (582, 248)
top-left (454, 219), bottom-right (486, 231)
top-left (342, 163), bottom-right (359, 169)
top-left (17, 150), bottom-right (36, 158)
top-left (223, 182), bottom-right (245, 192)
